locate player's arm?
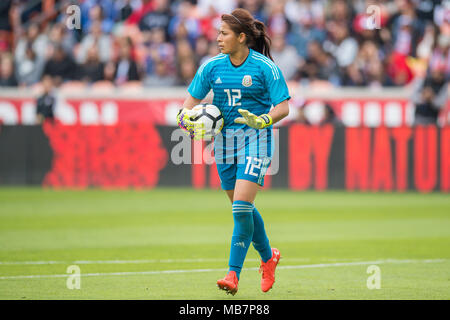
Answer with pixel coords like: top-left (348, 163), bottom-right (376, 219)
top-left (268, 99), bottom-right (289, 125)
top-left (181, 94), bottom-right (202, 110)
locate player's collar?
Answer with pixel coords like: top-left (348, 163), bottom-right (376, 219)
top-left (228, 48), bottom-right (252, 69)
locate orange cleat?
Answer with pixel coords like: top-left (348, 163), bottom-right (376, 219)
top-left (217, 271), bottom-right (239, 295)
top-left (259, 248), bottom-right (281, 292)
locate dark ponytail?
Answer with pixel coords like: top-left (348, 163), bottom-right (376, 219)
top-left (221, 8), bottom-right (273, 61)
top-left (252, 20), bottom-right (272, 60)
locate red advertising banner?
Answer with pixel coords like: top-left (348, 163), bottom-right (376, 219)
top-left (1, 96), bottom-right (448, 126)
top-left (41, 122), bottom-right (168, 189)
top-left (287, 125), bottom-right (449, 192)
top-left (0, 124), bottom-right (448, 192)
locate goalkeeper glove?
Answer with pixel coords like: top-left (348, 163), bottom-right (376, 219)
top-left (234, 109), bottom-right (273, 129)
top-left (176, 108), bottom-right (206, 140)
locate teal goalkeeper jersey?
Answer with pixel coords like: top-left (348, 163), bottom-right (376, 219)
top-left (188, 49), bottom-right (290, 161)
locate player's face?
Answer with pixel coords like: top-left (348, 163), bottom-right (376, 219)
top-left (217, 22), bottom-right (243, 54)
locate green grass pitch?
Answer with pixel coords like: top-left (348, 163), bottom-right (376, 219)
top-left (0, 187), bottom-right (449, 300)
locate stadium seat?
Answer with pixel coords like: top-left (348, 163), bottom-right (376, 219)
top-left (31, 82), bottom-right (44, 95)
top-left (119, 81), bottom-right (143, 93)
top-left (59, 81), bottom-right (87, 93)
top-left (91, 81), bottom-right (115, 93)
top-left (309, 80), bottom-right (333, 89)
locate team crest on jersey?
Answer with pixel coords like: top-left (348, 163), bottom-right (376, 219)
top-left (242, 75), bottom-right (252, 87)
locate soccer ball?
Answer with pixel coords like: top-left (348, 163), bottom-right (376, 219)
top-left (191, 104), bottom-right (224, 140)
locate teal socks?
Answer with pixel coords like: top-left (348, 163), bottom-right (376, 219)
top-left (228, 201), bottom-right (272, 279)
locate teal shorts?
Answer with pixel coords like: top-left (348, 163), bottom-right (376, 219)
top-left (216, 156), bottom-right (271, 190)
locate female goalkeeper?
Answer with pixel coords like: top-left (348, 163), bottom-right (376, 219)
top-left (176, 8), bottom-right (290, 295)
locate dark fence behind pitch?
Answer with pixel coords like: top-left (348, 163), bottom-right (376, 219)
top-left (0, 124), bottom-right (448, 192)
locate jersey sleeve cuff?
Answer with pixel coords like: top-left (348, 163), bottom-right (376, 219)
top-left (187, 88), bottom-right (207, 101)
top-left (272, 96), bottom-right (291, 107)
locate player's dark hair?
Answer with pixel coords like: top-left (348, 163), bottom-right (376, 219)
top-left (221, 8), bottom-right (273, 61)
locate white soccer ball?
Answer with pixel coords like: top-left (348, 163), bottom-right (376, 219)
top-left (191, 104), bottom-right (224, 140)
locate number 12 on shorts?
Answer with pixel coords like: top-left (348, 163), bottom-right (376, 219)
top-left (244, 156), bottom-right (262, 177)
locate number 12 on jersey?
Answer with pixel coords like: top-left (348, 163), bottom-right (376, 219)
top-left (244, 156), bottom-right (262, 177)
top-left (224, 89), bottom-right (241, 107)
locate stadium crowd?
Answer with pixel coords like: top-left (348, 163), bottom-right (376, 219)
top-left (0, 0), bottom-right (448, 92)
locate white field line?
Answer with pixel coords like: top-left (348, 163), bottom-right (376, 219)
top-left (0, 258), bottom-right (446, 280)
top-left (0, 257), bottom-right (312, 265)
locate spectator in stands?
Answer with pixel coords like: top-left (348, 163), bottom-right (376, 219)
top-left (194, 35), bottom-right (210, 66)
top-left (103, 60), bottom-right (117, 84)
top-left (413, 64), bottom-right (448, 125)
top-left (15, 42), bottom-right (45, 86)
top-left (390, 0), bottom-right (425, 57)
top-left (385, 51), bottom-right (414, 86)
top-left (287, 11), bottom-right (326, 59)
top-left (76, 20), bottom-right (112, 64)
top-left (138, 0), bottom-right (172, 37)
top-left (0, 52), bottom-right (17, 86)
top-left (323, 21), bottom-right (358, 69)
top-left (238, 0), bottom-right (266, 23)
top-left (298, 40), bottom-right (340, 85)
top-left (42, 44), bottom-right (77, 86)
top-left (352, 2), bottom-right (389, 46)
top-left (176, 38), bottom-right (195, 63)
top-left (52, 1), bottom-right (83, 43)
top-left (343, 40), bottom-right (393, 87)
top-left (78, 45), bottom-right (104, 84)
top-left (174, 37), bottom-right (197, 88)
top-left (176, 57), bottom-right (196, 86)
top-left (416, 22), bottom-right (438, 62)
top-left (413, 78), bottom-right (445, 125)
top-left (265, 0), bottom-right (290, 36)
top-left (47, 23), bottom-right (76, 58)
top-left (271, 32), bottom-right (302, 81)
top-left (0, 0), bottom-right (445, 92)
top-left (319, 104), bottom-right (342, 126)
top-left (144, 58), bottom-right (177, 87)
top-left (428, 33), bottom-right (450, 79)
top-left (115, 0), bottom-right (139, 22)
top-left (284, 0), bottom-right (324, 28)
top-left (198, 40), bottom-right (221, 65)
top-left (342, 62), bottom-right (366, 87)
top-left (196, 0), bottom-right (236, 18)
top-left (113, 37), bottom-right (141, 85)
top-left (392, 15), bottom-right (416, 57)
top-left (0, 0), bottom-right (13, 52)
top-left (14, 22), bottom-right (48, 63)
top-left (194, 3), bottom-right (224, 42)
top-left (92, 3), bottom-right (115, 34)
top-left (125, 0), bottom-right (153, 26)
top-left (294, 105), bottom-right (310, 125)
top-left (81, 1), bottom-right (116, 35)
top-left (326, 0), bottom-right (353, 27)
top-left (36, 75), bottom-right (55, 124)
top-left (169, 0), bottom-right (202, 47)
top-left (144, 27), bottom-right (175, 76)
top-left (172, 18), bottom-right (190, 43)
